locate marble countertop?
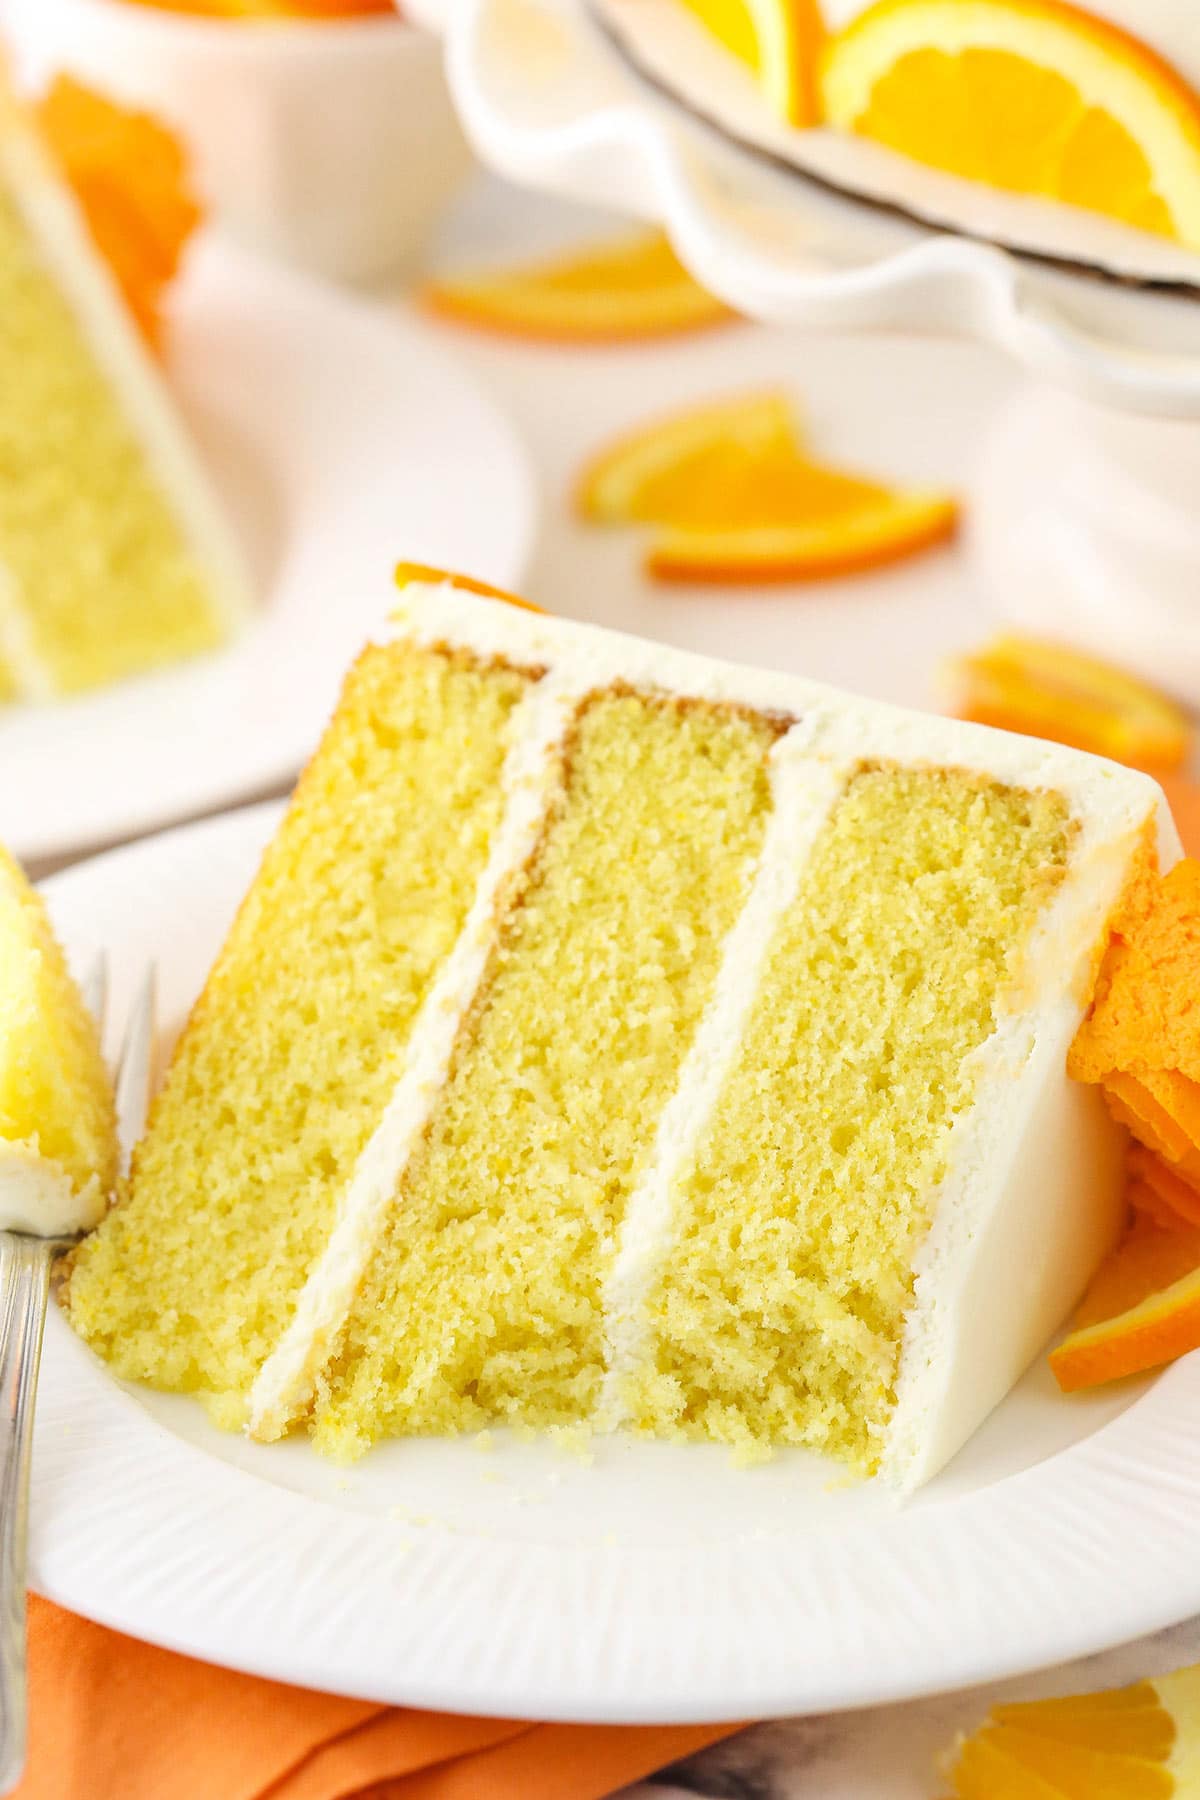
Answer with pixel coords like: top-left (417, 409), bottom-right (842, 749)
top-left (618, 1618), bottom-right (1200, 1797)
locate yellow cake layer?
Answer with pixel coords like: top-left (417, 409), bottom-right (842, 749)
top-left (65, 645), bottom-right (530, 1423)
top-left (622, 765), bottom-right (1072, 1472)
top-left (311, 692), bottom-right (780, 1459)
top-left (0, 845), bottom-right (116, 1199)
top-left (0, 183), bottom-right (222, 695)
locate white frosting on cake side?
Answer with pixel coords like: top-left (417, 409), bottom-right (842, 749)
top-left (882, 761), bottom-right (1180, 1489)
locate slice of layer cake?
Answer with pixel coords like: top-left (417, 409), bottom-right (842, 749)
top-left (0, 846), bottom-right (117, 1235)
top-left (0, 75), bottom-right (250, 701)
top-left (65, 574), bottom-right (1176, 1487)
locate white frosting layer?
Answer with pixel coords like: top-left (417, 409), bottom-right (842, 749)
top-left (0, 1148), bottom-right (100, 1237)
top-left (599, 721), bottom-right (844, 1427)
top-left (272, 580), bottom-right (1167, 1485)
top-left (246, 667), bottom-right (584, 1441)
top-left (0, 92), bottom-right (253, 698)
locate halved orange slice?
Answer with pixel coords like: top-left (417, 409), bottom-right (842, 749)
top-left (577, 390), bottom-right (797, 522)
top-left (943, 634), bottom-right (1192, 772)
top-left (422, 232), bottom-right (734, 343)
top-left (820, 0), bottom-right (1200, 248)
top-left (577, 389), bottom-right (957, 584)
top-left (945, 1665), bottom-right (1200, 1797)
top-left (678, 0), bottom-right (825, 124)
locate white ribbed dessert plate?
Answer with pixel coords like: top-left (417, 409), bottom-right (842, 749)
top-left (0, 236), bottom-right (534, 869)
top-left (31, 799), bottom-right (1200, 1723)
top-left (433, 0), bottom-right (1200, 415)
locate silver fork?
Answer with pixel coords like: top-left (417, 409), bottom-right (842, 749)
top-left (0, 960), bottom-right (155, 1797)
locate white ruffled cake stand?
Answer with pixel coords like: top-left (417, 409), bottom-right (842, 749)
top-left (421, 0), bottom-right (1200, 702)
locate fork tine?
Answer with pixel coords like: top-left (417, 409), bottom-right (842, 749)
top-left (79, 952), bottom-right (108, 1036)
top-left (114, 965), bottom-right (156, 1176)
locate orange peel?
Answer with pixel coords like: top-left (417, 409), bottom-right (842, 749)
top-left (820, 0), bottom-right (1200, 248)
top-left (37, 76), bottom-right (201, 350)
top-left (393, 562), bottom-right (543, 614)
top-left (577, 389), bottom-right (958, 585)
top-left (944, 634), bottom-right (1192, 773)
top-left (422, 232), bottom-right (734, 343)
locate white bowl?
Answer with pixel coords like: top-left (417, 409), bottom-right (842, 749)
top-left (7, 0), bottom-right (473, 282)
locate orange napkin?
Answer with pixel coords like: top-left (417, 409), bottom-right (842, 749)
top-left (18, 1597), bottom-right (738, 1800)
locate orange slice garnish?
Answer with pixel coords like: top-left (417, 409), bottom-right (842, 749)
top-left (678, 0), bottom-right (825, 123)
top-left (1049, 1213), bottom-right (1200, 1391)
top-left (37, 77), bottom-right (202, 351)
top-left (820, 0), bottom-right (1200, 248)
top-left (944, 635), bottom-right (1193, 773)
top-left (422, 231), bottom-right (734, 343)
top-left (944, 1666), bottom-right (1200, 1796)
top-left (577, 389), bottom-right (797, 522)
top-left (577, 390), bottom-right (958, 585)
top-left (1129, 1144), bottom-right (1200, 1230)
top-left (393, 562), bottom-right (543, 613)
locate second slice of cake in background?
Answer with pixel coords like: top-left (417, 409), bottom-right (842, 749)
top-left (0, 74), bottom-right (250, 702)
top-left (65, 573), bottom-right (1174, 1489)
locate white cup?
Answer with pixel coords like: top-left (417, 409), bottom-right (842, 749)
top-left (6, 0), bottom-right (474, 283)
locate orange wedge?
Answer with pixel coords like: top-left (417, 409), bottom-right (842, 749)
top-left (1050, 1214), bottom-right (1200, 1391)
top-left (820, 0), bottom-right (1200, 248)
top-left (37, 77), bottom-right (202, 350)
top-left (577, 390), bottom-right (958, 584)
top-left (945, 635), bottom-right (1192, 773)
top-left (422, 232), bottom-right (734, 343)
top-left (944, 1665), bottom-right (1200, 1796)
top-left (678, 0), bottom-right (825, 124)
top-left (577, 390), bottom-right (798, 522)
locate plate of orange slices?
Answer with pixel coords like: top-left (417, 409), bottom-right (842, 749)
top-left (436, 0), bottom-right (1200, 410)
